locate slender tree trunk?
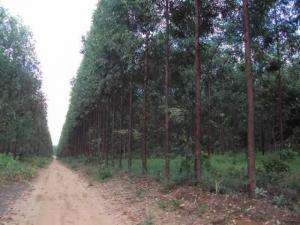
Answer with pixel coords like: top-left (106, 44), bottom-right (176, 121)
top-left (128, 76), bottom-right (133, 169)
top-left (275, 14), bottom-right (283, 149)
top-left (261, 122), bottom-right (265, 155)
top-left (104, 105), bottom-right (109, 167)
top-left (96, 107), bottom-right (101, 164)
top-left (277, 74), bottom-right (283, 148)
top-left (164, 0), bottom-right (171, 181)
top-left (111, 98), bottom-right (116, 167)
top-left (193, 0), bottom-right (202, 182)
top-left (119, 94), bottom-right (124, 168)
top-left (142, 34), bottom-right (149, 174)
top-left (242, 0), bottom-right (255, 197)
top-left (107, 103), bottom-right (111, 166)
top-left (207, 72), bottom-right (212, 155)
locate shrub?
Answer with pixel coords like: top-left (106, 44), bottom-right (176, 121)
top-left (262, 156), bottom-right (290, 183)
top-left (273, 195), bottom-right (287, 207)
top-left (255, 187), bottom-right (268, 199)
top-left (0, 154), bottom-right (50, 183)
top-left (95, 168), bottom-right (113, 180)
top-left (279, 149), bottom-right (297, 161)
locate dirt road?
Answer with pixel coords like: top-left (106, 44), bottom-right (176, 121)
top-left (1, 159), bottom-right (127, 225)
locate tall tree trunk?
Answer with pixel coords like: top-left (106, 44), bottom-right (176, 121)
top-left (142, 34), bottom-right (149, 174)
top-left (242, 0), bottom-right (255, 197)
top-left (164, 0), bottom-right (171, 181)
top-left (193, 0), bottom-right (202, 182)
top-left (275, 8), bottom-right (283, 149)
top-left (207, 71), bottom-right (212, 155)
top-left (112, 98), bottom-right (116, 167)
top-left (119, 94), bottom-right (124, 168)
top-left (128, 76), bottom-right (133, 169)
top-left (277, 74), bottom-right (283, 148)
top-left (104, 104), bottom-right (109, 167)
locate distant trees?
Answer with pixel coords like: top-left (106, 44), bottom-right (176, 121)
top-left (57, 0), bottom-right (299, 196)
top-left (0, 7), bottom-right (52, 157)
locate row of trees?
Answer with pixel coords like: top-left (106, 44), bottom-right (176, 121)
top-left (58, 0), bottom-right (299, 196)
top-left (0, 7), bottom-right (52, 157)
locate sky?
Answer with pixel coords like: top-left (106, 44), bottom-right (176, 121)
top-left (0, 0), bottom-right (98, 145)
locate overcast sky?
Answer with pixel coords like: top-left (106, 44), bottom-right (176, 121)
top-left (1, 0), bottom-right (98, 144)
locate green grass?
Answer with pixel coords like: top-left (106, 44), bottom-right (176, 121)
top-left (0, 153), bottom-right (51, 184)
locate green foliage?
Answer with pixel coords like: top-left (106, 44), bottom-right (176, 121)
top-left (0, 153), bottom-right (50, 184)
top-left (272, 195), bottom-right (287, 207)
top-left (94, 168), bottom-right (113, 181)
top-left (262, 156), bottom-right (290, 183)
top-left (255, 187), bottom-right (268, 199)
top-left (0, 7), bottom-right (52, 156)
top-left (57, 0), bottom-right (299, 159)
top-left (279, 149), bottom-right (297, 161)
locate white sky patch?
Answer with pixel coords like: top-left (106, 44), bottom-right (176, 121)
top-left (0, 0), bottom-right (98, 145)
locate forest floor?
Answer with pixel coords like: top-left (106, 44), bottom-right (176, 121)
top-left (0, 182), bottom-right (27, 216)
top-left (0, 159), bottom-right (299, 225)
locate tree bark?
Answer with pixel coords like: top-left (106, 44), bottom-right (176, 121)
top-left (111, 97), bottom-right (116, 167)
top-left (275, 8), bottom-right (283, 149)
top-left (142, 34), bottom-right (149, 174)
top-left (164, 0), bottom-right (171, 181)
top-left (128, 76), bottom-right (133, 169)
top-left (193, 0), bottom-right (202, 182)
top-left (207, 71), bottom-right (212, 155)
top-left (242, 0), bottom-right (256, 197)
top-left (119, 94), bottom-right (124, 168)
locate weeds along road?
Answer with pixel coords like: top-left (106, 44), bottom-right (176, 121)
top-left (1, 159), bottom-right (127, 225)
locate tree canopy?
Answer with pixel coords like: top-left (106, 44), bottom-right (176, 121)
top-left (0, 7), bottom-right (52, 156)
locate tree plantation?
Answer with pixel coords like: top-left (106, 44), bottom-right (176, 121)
top-left (0, 7), bottom-right (52, 157)
top-left (57, 0), bottom-right (299, 198)
top-left (0, 0), bottom-right (299, 224)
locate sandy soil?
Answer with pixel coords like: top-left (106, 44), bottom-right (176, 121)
top-left (0, 182), bottom-right (27, 216)
top-left (0, 160), bottom-right (127, 225)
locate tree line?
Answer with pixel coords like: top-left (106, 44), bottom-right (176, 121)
top-left (58, 0), bottom-right (299, 196)
top-left (0, 7), bottom-right (52, 157)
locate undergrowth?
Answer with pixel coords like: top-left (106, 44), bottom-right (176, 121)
top-left (60, 150), bottom-right (300, 210)
top-left (0, 153), bottom-right (51, 184)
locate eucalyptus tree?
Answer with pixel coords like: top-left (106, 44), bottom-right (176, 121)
top-left (242, 0), bottom-right (255, 197)
top-left (0, 7), bottom-right (52, 156)
top-left (58, 0), bottom-right (299, 191)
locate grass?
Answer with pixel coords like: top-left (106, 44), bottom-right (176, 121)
top-left (0, 153), bottom-right (51, 184)
top-left (137, 214), bottom-right (155, 225)
top-left (157, 199), bottom-right (182, 211)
